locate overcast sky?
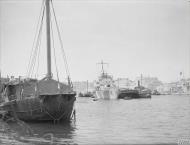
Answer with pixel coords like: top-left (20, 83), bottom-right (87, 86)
top-left (0, 0), bottom-right (190, 82)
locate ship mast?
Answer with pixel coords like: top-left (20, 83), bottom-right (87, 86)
top-left (101, 60), bottom-right (105, 74)
top-left (98, 60), bottom-right (108, 75)
top-left (46, 0), bottom-right (52, 79)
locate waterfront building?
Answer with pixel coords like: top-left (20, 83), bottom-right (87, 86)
top-left (157, 78), bottom-right (190, 95)
top-left (115, 78), bottom-right (135, 89)
top-left (73, 81), bottom-right (94, 93)
top-left (135, 76), bottom-right (163, 91)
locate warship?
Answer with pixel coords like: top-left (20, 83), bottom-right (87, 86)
top-left (95, 61), bottom-right (118, 99)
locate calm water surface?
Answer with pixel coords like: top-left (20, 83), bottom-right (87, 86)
top-left (0, 95), bottom-right (189, 144)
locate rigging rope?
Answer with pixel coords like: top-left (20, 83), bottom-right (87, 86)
top-left (50, 10), bottom-right (60, 83)
top-left (34, 34), bottom-right (42, 79)
top-left (26, 0), bottom-right (73, 84)
top-left (29, 14), bottom-right (44, 78)
top-left (26, 0), bottom-right (44, 76)
top-left (50, 1), bottom-right (72, 81)
top-left (27, 0), bottom-right (45, 78)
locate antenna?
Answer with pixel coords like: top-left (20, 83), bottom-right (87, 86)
top-left (97, 60), bottom-right (109, 74)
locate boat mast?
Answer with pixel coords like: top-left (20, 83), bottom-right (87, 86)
top-left (0, 36), bottom-right (1, 82)
top-left (86, 80), bottom-right (88, 93)
top-left (97, 60), bottom-right (109, 75)
top-left (46, 0), bottom-right (52, 79)
top-left (101, 60), bottom-right (105, 74)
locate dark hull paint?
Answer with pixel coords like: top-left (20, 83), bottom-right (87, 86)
top-left (1, 94), bottom-right (76, 122)
top-left (118, 89), bottom-right (151, 99)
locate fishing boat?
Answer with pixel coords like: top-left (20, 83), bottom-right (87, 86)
top-left (0, 0), bottom-right (76, 122)
top-left (94, 61), bottom-right (118, 99)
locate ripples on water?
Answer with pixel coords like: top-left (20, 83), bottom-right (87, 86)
top-left (0, 95), bottom-right (189, 144)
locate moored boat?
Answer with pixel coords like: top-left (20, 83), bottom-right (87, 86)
top-left (78, 92), bottom-right (94, 98)
top-left (95, 61), bottom-right (118, 99)
top-left (118, 88), bottom-right (139, 99)
top-left (0, 0), bottom-right (76, 122)
top-left (134, 80), bottom-right (151, 98)
top-left (118, 80), bottom-right (151, 99)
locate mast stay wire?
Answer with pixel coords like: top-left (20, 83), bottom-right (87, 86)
top-left (26, 0), bottom-right (45, 78)
top-left (29, 11), bottom-right (44, 78)
top-left (50, 10), bottom-right (60, 83)
top-left (27, 0), bottom-right (73, 85)
top-left (50, 1), bottom-right (72, 82)
top-left (34, 31), bottom-right (42, 79)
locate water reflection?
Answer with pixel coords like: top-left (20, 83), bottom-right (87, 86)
top-left (4, 121), bottom-right (77, 145)
top-left (0, 95), bottom-right (190, 144)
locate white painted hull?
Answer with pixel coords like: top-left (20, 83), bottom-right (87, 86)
top-left (95, 88), bottom-right (118, 99)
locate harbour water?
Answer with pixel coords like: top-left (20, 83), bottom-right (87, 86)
top-left (0, 95), bottom-right (190, 144)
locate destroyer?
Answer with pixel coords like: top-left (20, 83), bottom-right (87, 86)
top-left (95, 61), bottom-right (118, 99)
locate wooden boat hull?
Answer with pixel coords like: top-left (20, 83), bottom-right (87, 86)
top-left (0, 94), bottom-right (76, 122)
